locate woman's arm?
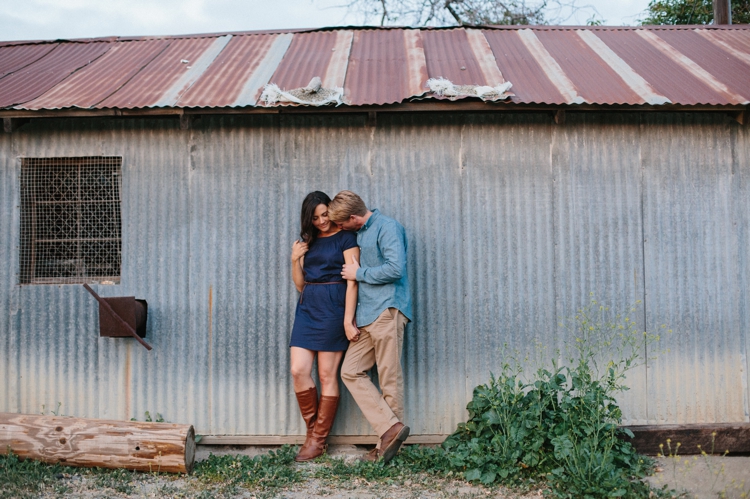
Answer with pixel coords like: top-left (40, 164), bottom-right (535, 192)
top-left (291, 240), bottom-right (308, 293)
top-left (343, 247), bottom-right (360, 341)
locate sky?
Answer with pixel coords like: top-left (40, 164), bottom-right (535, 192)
top-left (0, 0), bottom-right (652, 42)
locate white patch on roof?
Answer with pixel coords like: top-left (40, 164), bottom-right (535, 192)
top-left (576, 30), bottom-right (670, 106)
top-left (517, 29), bottom-right (585, 105)
top-left (232, 33), bottom-right (293, 107)
top-left (261, 76), bottom-right (343, 106)
top-left (426, 77), bottom-right (512, 101)
top-left (637, 29), bottom-right (749, 105)
top-left (465, 29), bottom-right (506, 86)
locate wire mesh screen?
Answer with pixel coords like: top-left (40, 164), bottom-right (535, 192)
top-left (19, 157), bottom-right (122, 285)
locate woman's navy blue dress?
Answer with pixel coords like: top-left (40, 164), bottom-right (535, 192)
top-left (290, 230), bottom-right (358, 352)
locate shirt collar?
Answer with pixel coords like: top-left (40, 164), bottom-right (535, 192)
top-left (359, 209), bottom-right (380, 233)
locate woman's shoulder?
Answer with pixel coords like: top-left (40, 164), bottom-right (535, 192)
top-left (338, 230), bottom-right (358, 248)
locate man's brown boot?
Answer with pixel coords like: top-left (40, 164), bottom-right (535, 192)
top-left (295, 395), bottom-right (339, 462)
top-left (379, 422), bottom-right (410, 463)
top-left (294, 386), bottom-right (318, 462)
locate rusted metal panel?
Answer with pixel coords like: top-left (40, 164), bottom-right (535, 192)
top-left (595, 30), bottom-right (730, 106)
top-left (535, 30), bottom-right (641, 105)
top-left (637, 30), bottom-right (747, 104)
top-left (0, 43), bottom-right (58, 78)
top-left (21, 40), bottom-right (170, 110)
top-left (575, 30), bottom-right (669, 106)
top-left (177, 34), bottom-right (289, 108)
top-left (98, 38), bottom-right (219, 109)
top-left (1, 27), bottom-right (750, 110)
top-left (696, 29), bottom-right (750, 67)
top-left (268, 31), bottom-right (342, 90)
top-left (515, 29), bottom-right (584, 104)
top-left (483, 30), bottom-right (566, 104)
top-left (422, 29), bottom-right (488, 85)
top-left (0, 43), bottom-right (110, 108)
top-left (652, 30), bottom-right (750, 104)
top-left (345, 30), bottom-right (427, 106)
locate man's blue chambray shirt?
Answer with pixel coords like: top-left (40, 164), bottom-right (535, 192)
top-left (354, 209), bottom-right (413, 327)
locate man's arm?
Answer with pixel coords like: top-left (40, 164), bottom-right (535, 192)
top-left (356, 224), bottom-right (406, 284)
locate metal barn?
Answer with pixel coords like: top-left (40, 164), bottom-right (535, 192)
top-left (1, 25), bottom-right (749, 443)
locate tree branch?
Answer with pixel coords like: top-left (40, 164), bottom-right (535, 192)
top-left (380, 0), bottom-right (388, 25)
top-left (445, 0), bottom-right (465, 24)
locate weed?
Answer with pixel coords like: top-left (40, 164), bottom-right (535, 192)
top-left (94, 467), bottom-right (135, 494)
top-left (193, 444), bottom-right (301, 494)
top-left (442, 298), bottom-right (673, 498)
top-left (0, 449), bottom-right (79, 499)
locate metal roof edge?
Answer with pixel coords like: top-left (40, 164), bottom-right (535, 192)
top-left (2, 24), bottom-right (748, 47)
top-left (1, 102), bottom-right (746, 119)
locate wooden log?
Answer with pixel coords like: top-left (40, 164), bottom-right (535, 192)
top-left (0, 413), bottom-right (195, 473)
top-left (621, 423), bottom-right (750, 456)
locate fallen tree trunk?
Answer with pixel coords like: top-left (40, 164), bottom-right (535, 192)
top-left (0, 413), bottom-right (195, 473)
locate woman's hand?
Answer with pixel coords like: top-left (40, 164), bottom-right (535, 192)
top-left (291, 240), bottom-right (308, 262)
top-left (345, 321), bottom-right (360, 342)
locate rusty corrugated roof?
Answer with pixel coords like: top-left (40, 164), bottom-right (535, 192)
top-left (1, 25), bottom-right (749, 111)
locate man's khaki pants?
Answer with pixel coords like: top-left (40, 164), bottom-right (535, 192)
top-left (341, 308), bottom-right (408, 437)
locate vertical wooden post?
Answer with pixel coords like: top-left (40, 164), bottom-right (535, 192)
top-left (714, 0), bottom-right (731, 25)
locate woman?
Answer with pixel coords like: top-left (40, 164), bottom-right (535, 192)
top-left (290, 191), bottom-right (360, 462)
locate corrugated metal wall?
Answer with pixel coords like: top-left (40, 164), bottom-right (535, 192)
top-left (1, 111), bottom-right (748, 436)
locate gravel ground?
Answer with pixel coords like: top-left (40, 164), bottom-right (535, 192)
top-left (31, 445), bottom-right (541, 499)
top-left (25, 446), bottom-right (750, 498)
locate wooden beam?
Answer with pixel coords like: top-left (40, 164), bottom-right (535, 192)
top-left (554, 109), bottom-right (566, 124)
top-left (732, 109), bottom-right (746, 125)
top-left (3, 117), bottom-right (28, 133)
top-left (622, 423), bottom-right (750, 455)
top-left (714, 0), bottom-right (731, 25)
top-left (0, 413), bottom-right (195, 473)
top-left (197, 434), bottom-right (448, 446)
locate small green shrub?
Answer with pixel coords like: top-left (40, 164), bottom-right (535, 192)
top-left (443, 298), bottom-right (667, 498)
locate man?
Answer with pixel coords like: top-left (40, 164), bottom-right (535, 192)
top-left (328, 190), bottom-right (412, 463)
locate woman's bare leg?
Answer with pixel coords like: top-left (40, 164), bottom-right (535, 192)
top-left (317, 351), bottom-right (345, 397)
top-left (290, 347), bottom-right (316, 392)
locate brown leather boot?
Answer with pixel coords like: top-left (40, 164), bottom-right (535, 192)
top-left (295, 395), bottom-right (339, 462)
top-left (294, 386), bottom-right (318, 462)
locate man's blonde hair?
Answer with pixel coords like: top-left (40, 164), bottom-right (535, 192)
top-left (328, 190), bottom-right (368, 222)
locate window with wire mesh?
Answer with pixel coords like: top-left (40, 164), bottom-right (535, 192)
top-left (19, 157), bottom-right (122, 285)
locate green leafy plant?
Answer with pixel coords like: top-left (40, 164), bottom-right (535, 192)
top-left (193, 445), bottom-right (302, 494)
top-left (443, 298), bottom-right (668, 498)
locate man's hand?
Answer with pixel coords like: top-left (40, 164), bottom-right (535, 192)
top-left (341, 254), bottom-right (360, 281)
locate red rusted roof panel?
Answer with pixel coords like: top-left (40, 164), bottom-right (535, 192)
top-left (98, 37), bottom-right (217, 108)
top-left (422, 29), bottom-right (486, 85)
top-left (595, 30), bottom-right (728, 105)
top-left (177, 34), bottom-right (284, 108)
top-left (269, 31), bottom-right (338, 90)
top-left (656, 29), bottom-right (750, 99)
top-left (534, 29), bottom-right (641, 105)
top-left (0, 42), bottom-right (110, 108)
top-left (483, 29), bottom-right (566, 104)
top-left (1, 26), bottom-right (749, 110)
top-left (345, 30), bottom-right (410, 106)
top-left (22, 40), bottom-right (170, 110)
top-left (0, 43), bottom-right (58, 78)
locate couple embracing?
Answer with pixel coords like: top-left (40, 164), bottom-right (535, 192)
top-left (289, 190), bottom-right (412, 464)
